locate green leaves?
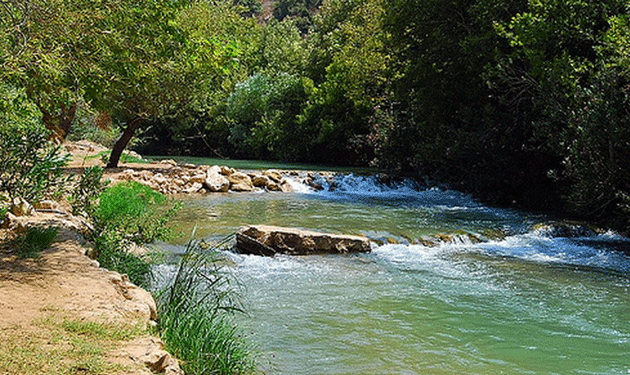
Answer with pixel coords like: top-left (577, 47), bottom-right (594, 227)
top-left (0, 87), bottom-right (71, 203)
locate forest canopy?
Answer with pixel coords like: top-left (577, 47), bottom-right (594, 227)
top-left (1, 0), bottom-right (629, 232)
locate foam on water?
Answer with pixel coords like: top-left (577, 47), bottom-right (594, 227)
top-left (370, 230), bottom-right (630, 276)
top-left (287, 173), bottom-right (481, 209)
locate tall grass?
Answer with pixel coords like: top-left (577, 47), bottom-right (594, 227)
top-left (157, 237), bottom-right (258, 375)
top-left (90, 181), bottom-right (178, 287)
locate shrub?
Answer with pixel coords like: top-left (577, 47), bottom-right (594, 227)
top-left (0, 85), bottom-right (71, 203)
top-left (89, 181), bottom-right (179, 287)
top-left (157, 238), bottom-right (257, 375)
top-left (70, 166), bottom-right (106, 217)
top-left (94, 231), bottom-right (153, 287)
top-left (10, 227), bottom-right (59, 259)
top-left (93, 181), bottom-right (178, 245)
top-left (0, 122), bottom-right (71, 204)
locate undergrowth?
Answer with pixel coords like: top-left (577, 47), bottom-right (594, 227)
top-left (10, 226), bottom-right (59, 259)
top-left (157, 237), bottom-right (258, 375)
top-left (90, 180), bottom-right (179, 287)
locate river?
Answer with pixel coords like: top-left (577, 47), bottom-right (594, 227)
top-left (157, 171), bottom-right (630, 374)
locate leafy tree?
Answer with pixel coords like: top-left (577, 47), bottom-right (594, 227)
top-left (0, 0), bottom-right (90, 141)
top-left (255, 18), bottom-right (308, 75)
top-left (379, 0), bottom-right (570, 207)
top-left (232, 0), bottom-right (263, 17)
top-left (226, 73), bottom-right (311, 160)
top-left (137, 1), bottom-right (261, 158)
top-left (301, 0), bottom-right (390, 165)
top-left (272, 0), bottom-right (321, 33)
top-left (495, 0), bottom-right (630, 229)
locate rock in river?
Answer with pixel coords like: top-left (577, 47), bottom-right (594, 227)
top-left (235, 225), bottom-right (372, 256)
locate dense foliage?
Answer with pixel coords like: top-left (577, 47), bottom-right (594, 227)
top-left (0, 86), bottom-right (70, 203)
top-left (2, 0), bottom-right (629, 232)
top-left (90, 181), bottom-right (179, 286)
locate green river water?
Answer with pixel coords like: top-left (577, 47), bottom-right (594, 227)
top-left (156, 170), bottom-right (630, 374)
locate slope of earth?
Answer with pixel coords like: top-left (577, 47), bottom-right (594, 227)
top-left (0, 211), bottom-right (182, 374)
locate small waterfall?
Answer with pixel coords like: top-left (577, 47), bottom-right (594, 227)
top-left (285, 172), bottom-right (420, 195)
top-left (284, 172), bottom-right (483, 208)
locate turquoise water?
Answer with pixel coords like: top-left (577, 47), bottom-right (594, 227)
top-left (163, 174), bottom-right (630, 374)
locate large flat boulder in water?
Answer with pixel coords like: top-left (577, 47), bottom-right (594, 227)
top-left (236, 225), bottom-right (371, 256)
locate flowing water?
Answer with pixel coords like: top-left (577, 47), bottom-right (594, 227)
top-left (159, 172), bottom-right (630, 374)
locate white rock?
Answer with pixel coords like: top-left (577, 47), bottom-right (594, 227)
top-left (204, 171), bottom-right (230, 193)
top-left (184, 182), bottom-right (203, 194)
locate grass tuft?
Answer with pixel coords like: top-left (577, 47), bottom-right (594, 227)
top-left (157, 237), bottom-right (258, 375)
top-left (10, 226), bottom-right (58, 259)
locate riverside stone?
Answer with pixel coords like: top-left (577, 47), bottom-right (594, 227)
top-left (227, 172), bottom-right (254, 192)
top-left (263, 169), bottom-right (283, 183)
top-left (184, 182), bottom-right (204, 194)
top-left (236, 225), bottom-right (371, 255)
top-left (204, 170), bottom-right (230, 192)
top-left (252, 175), bottom-right (272, 188)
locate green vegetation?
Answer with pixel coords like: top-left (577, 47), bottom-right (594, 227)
top-left (88, 181), bottom-right (178, 287)
top-left (157, 238), bottom-right (257, 375)
top-left (0, 316), bottom-right (145, 375)
top-left (94, 181), bottom-right (177, 245)
top-left (70, 166), bottom-right (106, 217)
top-left (0, 86), bottom-right (71, 203)
top-left (10, 226), bottom-right (59, 259)
top-left (1, 0), bottom-right (628, 228)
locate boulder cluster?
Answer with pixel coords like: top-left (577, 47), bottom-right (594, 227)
top-left (115, 160), bottom-right (294, 195)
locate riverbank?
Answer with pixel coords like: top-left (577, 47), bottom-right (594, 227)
top-left (1, 140), bottom-right (267, 375)
top-left (0, 208), bottom-right (183, 374)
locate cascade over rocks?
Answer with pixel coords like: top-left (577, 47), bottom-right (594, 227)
top-left (236, 225), bottom-right (372, 256)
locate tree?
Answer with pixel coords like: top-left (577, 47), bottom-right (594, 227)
top-left (137, 1), bottom-right (262, 159)
top-left (80, 0), bottom-right (240, 168)
top-left (225, 72), bottom-right (311, 160)
top-left (496, 0), bottom-right (630, 229)
top-left (0, 0), bottom-right (91, 141)
top-left (301, 0), bottom-right (390, 165)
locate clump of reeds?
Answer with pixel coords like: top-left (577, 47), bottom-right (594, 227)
top-left (156, 236), bottom-right (258, 375)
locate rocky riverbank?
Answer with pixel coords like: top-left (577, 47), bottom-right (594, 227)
top-left (0, 205), bottom-right (183, 374)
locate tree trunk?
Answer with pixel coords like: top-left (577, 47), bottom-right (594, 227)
top-left (39, 101), bottom-right (77, 144)
top-left (106, 116), bottom-right (142, 168)
top-left (58, 101), bottom-right (77, 140)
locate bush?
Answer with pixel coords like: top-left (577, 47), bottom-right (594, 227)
top-left (93, 181), bottom-right (178, 245)
top-left (89, 181), bottom-right (178, 287)
top-left (70, 166), bottom-right (106, 217)
top-left (94, 231), bottom-right (153, 287)
top-left (157, 238), bottom-right (257, 375)
top-left (0, 87), bottom-right (71, 203)
top-left (10, 227), bottom-right (59, 259)
top-left (226, 73), bottom-right (311, 160)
